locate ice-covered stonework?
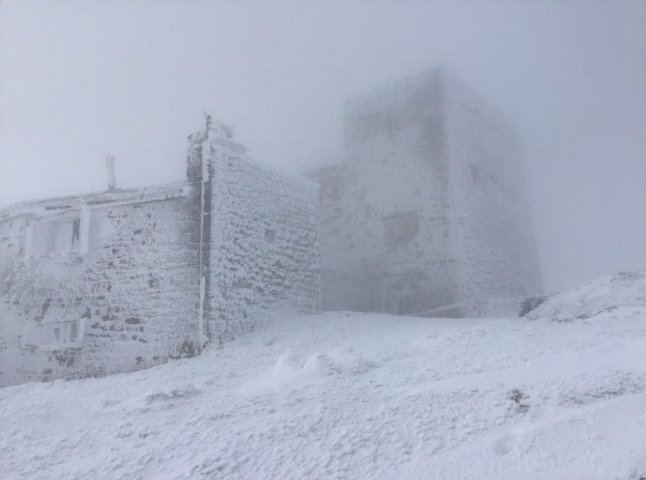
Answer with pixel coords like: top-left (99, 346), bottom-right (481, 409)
top-left (308, 68), bottom-right (541, 316)
top-left (187, 118), bottom-right (320, 343)
top-left (0, 119), bottom-right (320, 386)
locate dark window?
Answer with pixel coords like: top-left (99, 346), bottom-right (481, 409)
top-left (264, 228), bottom-right (276, 243)
top-left (51, 321), bottom-right (81, 344)
top-left (31, 216), bottom-right (81, 255)
top-left (72, 218), bottom-right (80, 246)
top-left (383, 211), bottom-right (419, 246)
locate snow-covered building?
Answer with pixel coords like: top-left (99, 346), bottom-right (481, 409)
top-left (0, 69), bottom-right (541, 386)
top-left (309, 68), bottom-right (541, 316)
top-left (0, 117), bottom-right (320, 386)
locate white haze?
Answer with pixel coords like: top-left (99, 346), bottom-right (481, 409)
top-left (0, 0), bottom-right (645, 292)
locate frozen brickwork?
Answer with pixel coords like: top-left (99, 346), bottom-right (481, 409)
top-left (0, 118), bottom-right (320, 386)
top-left (0, 185), bottom-right (202, 386)
top-left (309, 68), bottom-right (541, 316)
top-left (188, 119), bottom-right (320, 343)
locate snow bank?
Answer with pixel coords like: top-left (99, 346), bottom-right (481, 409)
top-left (527, 271), bottom-right (646, 322)
top-left (1, 277), bottom-right (646, 479)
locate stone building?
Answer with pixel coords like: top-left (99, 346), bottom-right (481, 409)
top-left (0, 68), bottom-right (542, 386)
top-left (309, 68), bottom-right (541, 316)
top-left (0, 118), bottom-right (320, 386)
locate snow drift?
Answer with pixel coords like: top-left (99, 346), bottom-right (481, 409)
top-left (1, 274), bottom-right (646, 479)
top-left (526, 271), bottom-right (646, 322)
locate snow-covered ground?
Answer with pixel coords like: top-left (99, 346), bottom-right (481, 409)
top-left (2, 273), bottom-right (646, 480)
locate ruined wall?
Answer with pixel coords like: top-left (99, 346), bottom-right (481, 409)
top-left (313, 68), bottom-right (541, 315)
top-left (193, 127), bottom-right (320, 342)
top-left (444, 75), bottom-right (542, 310)
top-left (315, 69), bottom-right (462, 314)
top-left (0, 187), bottom-right (201, 386)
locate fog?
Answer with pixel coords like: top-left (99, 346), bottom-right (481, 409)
top-left (1, 0), bottom-right (645, 292)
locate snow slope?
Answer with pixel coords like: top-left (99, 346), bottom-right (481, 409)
top-left (526, 271), bottom-right (646, 322)
top-left (2, 275), bottom-right (646, 479)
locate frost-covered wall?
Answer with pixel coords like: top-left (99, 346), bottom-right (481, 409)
top-left (0, 186), bottom-right (202, 386)
top-left (312, 69), bottom-right (461, 314)
top-left (445, 74), bottom-right (542, 310)
top-left (0, 118), bottom-right (320, 386)
top-left (189, 121), bottom-right (320, 342)
top-left (311, 68), bottom-right (540, 315)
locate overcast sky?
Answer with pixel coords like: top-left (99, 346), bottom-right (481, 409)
top-left (1, 0), bottom-right (645, 291)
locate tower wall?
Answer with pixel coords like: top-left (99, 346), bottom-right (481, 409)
top-left (444, 75), bottom-right (542, 311)
top-left (316, 69), bottom-right (462, 314)
top-left (313, 68), bottom-right (541, 315)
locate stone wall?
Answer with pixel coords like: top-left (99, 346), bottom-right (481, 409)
top-left (195, 127), bottom-right (320, 342)
top-left (311, 68), bottom-right (541, 315)
top-left (1, 119), bottom-right (320, 387)
top-left (444, 74), bottom-right (542, 310)
top-left (0, 187), bottom-right (201, 386)
top-left (313, 69), bottom-right (462, 314)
